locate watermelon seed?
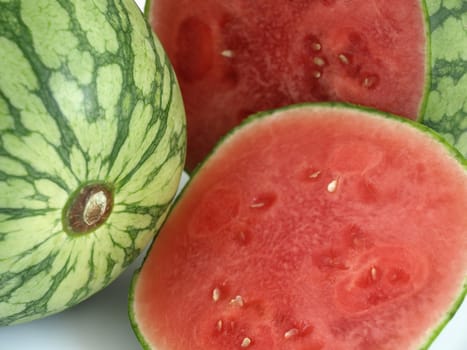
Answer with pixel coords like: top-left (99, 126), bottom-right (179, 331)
top-left (241, 337), bottom-right (252, 347)
top-left (309, 170), bottom-right (321, 179)
top-left (304, 34), bottom-right (322, 52)
top-left (230, 295), bottom-right (245, 307)
top-left (250, 202), bottom-right (265, 208)
top-left (327, 178), bottom-right (339, 193)
top-left (216, 319), bottom-right (223, 331)
top-left (250, 192), bottom-right (276, 209)
top-left (370, 266), bottom-right (378, 281)
top-left (232, 229), bottom-right (251, 246)
top-left (284, 328), bottom-right (300, 339)
top-left (313, 56), bottom-right (326, 67)
top-left (212, 287), bottom-right (221, 302)
top-left (338, 54), bottom-right (350, 65)
top-left (221, 50), bottom-right (234, 58)
top-left (311, 42), bottom-right (321, 52)
top-left (361, 74), bottom-right (379, 89)
top-left (312, 70), bottom-right (322, 79)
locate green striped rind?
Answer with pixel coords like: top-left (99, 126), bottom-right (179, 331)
top-left (0, 0), bottom-right (185, 325)
top-left (130, 102), bottom-right (467, 350)
top-left (422, 0), bottom-right (467, 156)
top-left (143, 0), bottom-right (152, 18)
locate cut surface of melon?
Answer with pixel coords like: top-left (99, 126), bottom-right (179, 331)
top-left (131, 104), bottom-right (467, 350)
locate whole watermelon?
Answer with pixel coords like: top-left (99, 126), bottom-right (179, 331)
top-left (0, 0), bottom-right (186, 325)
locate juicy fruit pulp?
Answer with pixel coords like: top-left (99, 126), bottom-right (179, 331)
top-left (147, 0), bottom-right (427, 170)
top-left (130, 104), bottom-right (467, 350)
top-left (0, 0), bottom-right (185, 325)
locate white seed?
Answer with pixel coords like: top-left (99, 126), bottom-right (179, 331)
top-left (371, 266), bottom-right (377, 281)
top-left (327, 178), bottom-right (339, 193)
top-left (212, 287), bottom-right (221, 302)
top-left (284, 328), bottom-right (300, 339)
top-left (250, 202), bottom-right (265, 208)
top-left (216, 319), bottom-right (223, 331)
top-left (241, 337), bottom-right (252, 347)
top-left (309, 170), bottom-right (321, 179)
top-left (312, 70), bottom-right (321, 79)
top-left (221, 49), bottom-right (234, 58)
top-left (362, 77), bottom-right (372, 87)
top-left (362, 75), bottom-right (378, 88)
top-left (311, 42), bottom-right (321, 51)
top-left (338, 53), bottom-right (349, 64)
top-left (313, 56), bottom-right (326, 66)
top-left (230, 295), bottom-right (245, 307)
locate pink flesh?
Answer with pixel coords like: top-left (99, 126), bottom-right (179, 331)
top-left (133, 106), bottom-right (467, 350)
top-left (149, 0), bottom-right (427, 170)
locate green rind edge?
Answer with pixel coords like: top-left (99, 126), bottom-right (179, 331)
top-left (128, 101), bottom-right (467, 349)
top-left (421, 281), bottom-right (467, 350)
top-left (143, 0), bottom-right (152, 19)
top-left (205, 101), bottom-right (467, 174)
top-left (128, 269), bottom-right (152, 350)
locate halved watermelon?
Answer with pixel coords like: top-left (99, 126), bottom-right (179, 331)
top-left (130, 103), bottom-right (467, 350)
top-left (146, 0), bottom-right (429, 170)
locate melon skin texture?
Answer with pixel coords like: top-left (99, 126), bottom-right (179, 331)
top-left (146, 0), bottom-right (430, 171)
top-left (0, 0), bottom-right (186, 325)
top-left (130, 103), bottom-right (467, 350)
top-left (422, 0), bottom-right (467, 157)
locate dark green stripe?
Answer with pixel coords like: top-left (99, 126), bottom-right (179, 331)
top-left (431, 58), bottom-right (467, 83)
top-left (0, 207), bottom-right (56, 220)
top-left (104, 0), bottom-right (178, 187)
top-left (0, 1), bottom-right (81, 188)
top-left (66, 243), bottom-right (95, 305)
top-left (0, 251), bottom-right (60, 326)
top-left (422, 1), bottom-right (467, 157)
top-left (428, 2), bottom-right (467, 31)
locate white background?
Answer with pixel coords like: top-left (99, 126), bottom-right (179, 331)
top-left (1, 0), bottom-right (466, 349)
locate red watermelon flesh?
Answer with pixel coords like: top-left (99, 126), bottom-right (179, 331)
top-left (130, 104), bottom-right (467, 350)
top-left (147, 0), bottom-right (427, 170)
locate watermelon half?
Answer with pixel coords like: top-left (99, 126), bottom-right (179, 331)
top-left (130, 103), bottom-right (467, 350)
top-left (0, 0), bottom-right (185, 325)
top-left (146, 0), bottom-right (432, 171)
